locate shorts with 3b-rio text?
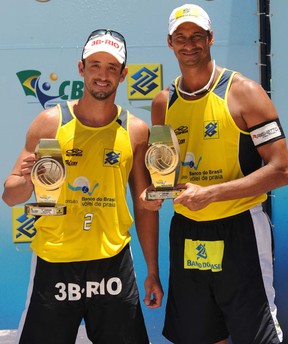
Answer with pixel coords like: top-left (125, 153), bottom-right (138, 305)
top-left (163, 205), bottom-right (283, 344)
top-left (17, 244), bottom-right (149, 344)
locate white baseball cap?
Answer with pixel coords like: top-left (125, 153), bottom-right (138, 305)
top-left (82, 29), bottom-right (127, 65)
top-left (168, 4), bottom-right (212, 35)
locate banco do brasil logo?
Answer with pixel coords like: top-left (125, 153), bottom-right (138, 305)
top-left (16, 70), bottom-right (84, 109)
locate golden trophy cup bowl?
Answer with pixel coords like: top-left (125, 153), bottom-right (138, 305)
top-left (145, 125), bottom-right (183, 200)
top-left (25, 139), bottom-right (67, 216)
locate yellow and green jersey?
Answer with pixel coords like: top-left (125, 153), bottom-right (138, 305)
top-left (31, 102), bottom-right (133, 262)
top-left (166, 69), bottom-right (266, 221)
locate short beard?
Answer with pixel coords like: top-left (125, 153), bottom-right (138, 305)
top-left (88, 82), bottom-right (117, 101)
top-left (90, 90), bottom-right (113, 100)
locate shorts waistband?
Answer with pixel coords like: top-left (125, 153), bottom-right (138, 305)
top-left (174, 204), bottom-right (264, 225)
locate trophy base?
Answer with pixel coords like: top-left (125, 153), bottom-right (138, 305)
top-left (146, 188), bottom-right (183, 200)
top-left (25, 203), bottom-right (67, 216)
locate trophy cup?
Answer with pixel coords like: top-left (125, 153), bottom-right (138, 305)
top-left (145, 125), bottom-right (183, 200)
top-left (25, 139), bottom-right (67, 216)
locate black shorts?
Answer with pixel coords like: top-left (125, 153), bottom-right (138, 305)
top-left (163, 206), bottom-right (282, 344)
top-left (17, 244), bottom-right (149, 344)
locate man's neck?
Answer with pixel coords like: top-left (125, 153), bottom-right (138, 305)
top-left (72, 98), bottom-right (118, 127)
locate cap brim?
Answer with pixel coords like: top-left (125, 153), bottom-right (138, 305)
top-left (83, 46), bottom-right (125, 64)
top-left (82, 34), bottom-right (126, 65)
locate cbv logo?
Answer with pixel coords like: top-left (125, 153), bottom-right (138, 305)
top-left (16, 70), bottom-right (84, 109)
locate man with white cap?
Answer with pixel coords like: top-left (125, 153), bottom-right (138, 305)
top-left (142, 4), bottom-right (287, 344)
top-left (3, 29), bottom-right (163, 343)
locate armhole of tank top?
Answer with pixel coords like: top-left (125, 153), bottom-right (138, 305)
top-left (124, 110), bottom-right (132, 161)
top-left (216, 70), bottom-right (249, 135)
top-left (117, 107), bottom-right (128, 131)
top-left (55, 104), bottom-right (62, 138)
top-left (55, 102), bottom-right (74, 138)
top-left (60, 102), bottom-right (74, 126)
top-left (168, 80), bottom-right (178, 106)
top-left (224, 70), bottom-right (237, 102)
top-left (212, 69), bottom-right (235, 100)
top-left (166, 80), bottom-right (178, 124)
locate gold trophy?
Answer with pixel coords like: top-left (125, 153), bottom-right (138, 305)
top-left (145, 125), bottom-right (183, 200)
top-left (25, 139), bottom-right (67, 216)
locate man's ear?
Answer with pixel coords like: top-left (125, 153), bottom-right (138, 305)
top-left (167, 34), bottom-right (173, 49)
top-left (78, 60), bottom-right (84, 77)
top-left (120, 66), bottom-right (128, 83)
top-left (208, 31), bottom-right (214, 47)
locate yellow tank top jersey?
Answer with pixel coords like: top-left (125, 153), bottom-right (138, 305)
top-left (31, 102), bottom-right (133, 262)
top-left (166, 69), bottom-right (267, 221)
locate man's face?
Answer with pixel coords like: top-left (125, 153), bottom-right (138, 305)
top-left (79, 52), bottom-right (127, 101)
top-left (168, 22), bottom-right (214, 66)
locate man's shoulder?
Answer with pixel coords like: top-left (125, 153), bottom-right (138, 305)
top-left (128, 112), bottom-right (148, 129)
top-left (36, 104), bottom-right (60, 123)
top-left (152, 87), bottom-right (169, 106)
top-left (230, 72), bottom-right (262, 95)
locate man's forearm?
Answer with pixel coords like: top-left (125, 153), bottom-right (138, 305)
top-left (134, 208), bottom-right (160, 275)
top-left (2, 175), bottom-right (34, 206)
